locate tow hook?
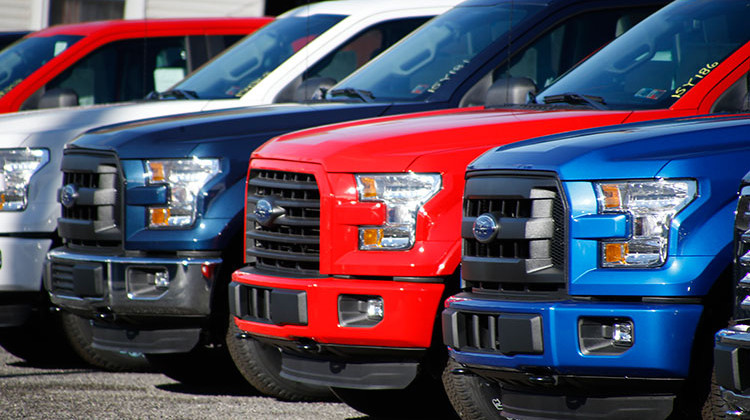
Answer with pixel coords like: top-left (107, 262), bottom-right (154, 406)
top-left (236, 332), bottom-right (252, 340)
top-left (528, 375), bottom-right (557, 385)
top-left (451, 367), bottom-right (470, 375)
top-left (296, 339), bottom-right (320, 353)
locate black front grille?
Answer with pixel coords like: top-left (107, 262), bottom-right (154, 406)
top-left (246, 169), bottom-right (321, 276)
top-left (461, 171), bottom-right (567, 298)
top-left (58, 150), bottom-right (122, 249)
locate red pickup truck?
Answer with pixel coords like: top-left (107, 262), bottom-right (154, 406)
top-left (0, 17), bottom-right (270, 113)
top-left (230, 0), bottom-right (750, 417)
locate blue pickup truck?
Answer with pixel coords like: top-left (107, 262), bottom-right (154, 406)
top-left (43, 0), bottom-right (664, 404)
top-left (442, 114), bottom-right (750, 418)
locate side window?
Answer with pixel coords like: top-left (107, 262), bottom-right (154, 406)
top-left (461, 7), bottom-right (657, 106)
top-left (712, 72), bottom-right (750, 113)
top-left (274, 17), bottom-right (430, 102)
top-left (187, 34), bottom-right (245, 71)
top-left (24, 36), bottom-right (187, 110)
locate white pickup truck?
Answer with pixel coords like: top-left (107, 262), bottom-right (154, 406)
top-left (0, 0), bottom-right (459, 370)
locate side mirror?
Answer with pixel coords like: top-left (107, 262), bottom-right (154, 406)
top-left (293, 77), bottom-right (336, 102)
top-left (485, 77), bottom-right (536, 108)
top-left (38, 88), bottom-right (79, 109)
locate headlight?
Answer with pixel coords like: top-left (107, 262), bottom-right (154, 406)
top-left (355, 173), bottom-right (441, 250)
top-left (145, 158), bottom-right (220, 228)
top-left (0, 148), bottom-right (49, 211)
top-left (594, 179), bottom-right (696, 268)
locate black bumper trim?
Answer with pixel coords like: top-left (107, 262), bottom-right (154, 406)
top-left (463, 363), bottom-right (685, 396)
top-left (500, 389), bottom-right (675, 420)
top-left (91, 324), bottom-right (201, 354)
top-left (280, 352), bottom-right (419, 390)
top-left (0, 304), bottom-right (33, 327)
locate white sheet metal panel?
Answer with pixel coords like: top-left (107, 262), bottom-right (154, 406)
top-left (0, 0), bottom-right (34, 30)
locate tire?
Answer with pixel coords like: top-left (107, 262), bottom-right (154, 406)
top-left (332, 370), bottom-right (459, 419)
top-left (145, 344), bottom-right (253, 390)
top-left (61, 312), bottom-right (150, 372)
top-left (225, 317), bottom-right (333, 401)
top-left (442, 359), bottom-right (506, 420)
top-left (701, 370), bottom-right (731, 419)
top-left (0, 308), bottom-right (79, 366)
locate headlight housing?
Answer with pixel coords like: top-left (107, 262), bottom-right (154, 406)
top-left (355, 173), bottom-right (441, 250)
top-left (594, 179), bottom-right (696, 268)
top-left (0, 148), bottom-right (49, 211)
top-left (145, 158), bottom-right (220, 228)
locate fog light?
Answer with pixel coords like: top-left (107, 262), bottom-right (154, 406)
top-left (127, 267), bottom-right (170, 299)
top-left (612, 322), bottom-right (633, 345)
top-left (366, 298), bottom-right (384, 321)
top-left (579, 317), bottom-right (634, 355)
top-left (154, 271), bottom-right (170, 289)
top-left (339, 295), bottom-right (384, 327)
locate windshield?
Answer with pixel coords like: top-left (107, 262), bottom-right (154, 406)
top-left (326, 2), bottom-right (545, 102)
top-left (174, 14), bottom-right (345, 99)
top-left (0, 35), bottom-right (82, 98)
top-left (537, 0), bottom-right (750, 110)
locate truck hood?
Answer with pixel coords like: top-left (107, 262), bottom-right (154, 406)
top-left (253, 108), bottom-right (633, 173)
top-left (69, 102), bottom-right (392, 158)
top-left (0, 100), bottom-right (210, 148)
top-left (469, 115), bottom-right (750, 180)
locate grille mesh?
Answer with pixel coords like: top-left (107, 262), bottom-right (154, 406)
top-left (461, 172), bottom-right (567, 297)
top-left (246, 169), bottom-right (321, 276)
top-left (58, 151), bottom-right (122, 249)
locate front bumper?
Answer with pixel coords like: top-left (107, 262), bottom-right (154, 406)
top-left (715, 326), bottom-right (750, 416)
top-left (445, 297), bottom-right (704, 379)
top-left (46, 248), bottom-right (221, 316)
top-left (229, 267), bottom-right (446, 388)
top-left (0, 236), bottom-right (53, 327)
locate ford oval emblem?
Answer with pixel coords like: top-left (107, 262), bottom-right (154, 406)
top-left (473, 213), bottom-right (499, 243)
top-left (60, 184), bottom-right (79, 208)
top-left (254, 199), bottom-right (274, 226)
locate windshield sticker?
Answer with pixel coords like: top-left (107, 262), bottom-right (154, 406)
top-left (634, 88), bottom-right (666, 100)
top-left (411, 84), bottom-right (429, 94)
top-left (0, 79), bottom-right (22, 99)
top-left (427, 59), bottom-right (471, 94)
top-left (671, 61), bottom-right (719, 99)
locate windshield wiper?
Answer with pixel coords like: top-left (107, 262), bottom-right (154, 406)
top-left (542, 92), bottom-right (607, 110)
top-left (146, 89), bottom-right (199, 100)
top-left (328, 88), bottom-right (375, 103)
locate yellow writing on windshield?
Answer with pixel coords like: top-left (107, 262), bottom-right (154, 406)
top-left (671, 62), bottom-right (719, 99)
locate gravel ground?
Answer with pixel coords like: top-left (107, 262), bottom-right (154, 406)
top-left (0, 347), bottom-right (367, 420)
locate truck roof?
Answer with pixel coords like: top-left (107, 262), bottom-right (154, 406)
top-left (28, 17), bottom-right (272, 38)
top-left (278, 0), bottom-right (464, 17)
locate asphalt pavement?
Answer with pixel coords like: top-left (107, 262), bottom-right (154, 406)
top-left (0, 346), bottom-right (366, 420)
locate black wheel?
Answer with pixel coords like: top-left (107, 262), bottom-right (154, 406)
top-left (145, 343), bottom-right (253, 389)
top-left (61, 312), bottom-right (150, 371)
top-left (0, 307), bottom-right (79, 365)
top-left (332, 370), bottom-right (459, 419)
top-left (442, 359), bottom-right (506, 420)
top-left (225, 317), bottom-right (333, 401)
